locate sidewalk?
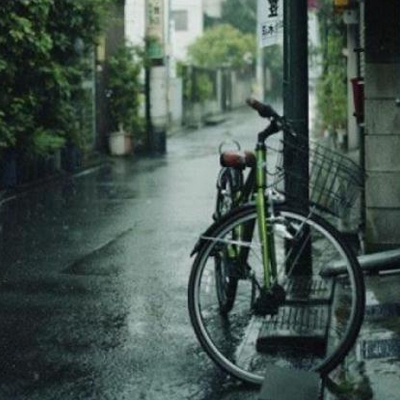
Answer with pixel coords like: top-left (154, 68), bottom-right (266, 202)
top-left (325, 271), bottom-right (400, 400)
top-left (0, 152), bottom-right (111, 208)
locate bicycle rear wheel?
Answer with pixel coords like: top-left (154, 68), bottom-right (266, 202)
top-left (188, 204), bottom-right (364, 386)
top-left (214, 250), bottom-right (238, 314)
top-left (213, 167), bottom-right (244, 312)
top-left (214, 167), bottom-right (243, 220)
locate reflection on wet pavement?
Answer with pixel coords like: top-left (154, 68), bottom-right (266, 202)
top-left (0, 109), bottom-right (265, 400)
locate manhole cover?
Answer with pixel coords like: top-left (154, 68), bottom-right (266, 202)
top-left (360, 337), bottom-right (400, 360)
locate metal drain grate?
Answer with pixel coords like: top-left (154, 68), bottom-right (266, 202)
top-left (256, 306), bottom-right (329, 356)
top-left (360, 338), bottom-right (400, 360)
top-left (284, 276), bottom-right (335, 305)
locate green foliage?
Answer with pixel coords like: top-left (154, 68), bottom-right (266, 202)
top-left (316, 35), bottom-right (347, 128)
top-left (177, 62), bottom-right (215, 104)
top-left (194, 73), bottom-right (214, 102)
top-left (0, 0), bottom-right (112, 156)
top-left (188, 24), bottom-right (255, 70)
top-left (221, 0), bottom-right (257, 35)
top-left (107, 45), bottom-right (144, 136)
top-left (315, 1), bottom-right (347, 129)
top-left (207, 0), bottom-right (283, 97)
top-left (183, 68), bottom-right (215, 103)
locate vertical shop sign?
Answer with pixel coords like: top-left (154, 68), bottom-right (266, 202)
top-left (146, 0), bottom-right (164, 59)
top-left (257, 0), bottom-right (283, 48)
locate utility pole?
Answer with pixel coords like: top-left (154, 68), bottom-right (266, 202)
top-left (283, 0), bottom-right (311, 274)
top-left (145, 0), bottom-right (168, 154)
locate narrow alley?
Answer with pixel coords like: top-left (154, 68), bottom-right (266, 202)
top-left (0, 109), bottom-right (267, 400)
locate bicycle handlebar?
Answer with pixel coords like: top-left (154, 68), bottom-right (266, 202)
top-left (246, 98), bottom-right (280, 120)
top-left (246, 98), bottom-right (296, 138)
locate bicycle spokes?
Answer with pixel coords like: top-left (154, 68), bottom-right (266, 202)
top-left (189, 206), bottom-right (364, 385)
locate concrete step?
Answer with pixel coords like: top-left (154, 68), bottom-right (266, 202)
top-left (256, 305), bottom-right (329, 356)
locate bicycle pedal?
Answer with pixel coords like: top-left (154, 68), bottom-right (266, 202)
top-left (252, 290), bottom-right (279, 317)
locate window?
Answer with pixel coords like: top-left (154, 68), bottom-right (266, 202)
top-left (171, 10), bottom-right (188, 31)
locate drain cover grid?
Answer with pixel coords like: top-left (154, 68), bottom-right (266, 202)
top-left (360, 337), bottom-right (400, 360)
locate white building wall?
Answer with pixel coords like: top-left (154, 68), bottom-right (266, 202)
top-left (125, 0), bottom-right (146, 46)
top-left (171, 0), bottom-right (203, 61)
top-left (203, 0), bottom-right (225, 18)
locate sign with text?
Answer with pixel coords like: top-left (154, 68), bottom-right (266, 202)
top-left (146, 0), bottom-right (164, 59)
top-left (257, 0), bottom-right (284, 48)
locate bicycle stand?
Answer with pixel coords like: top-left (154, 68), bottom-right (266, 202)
top-left (258, 365), bottom-right (323, 400)
top-left (322, 247), bottom-right (400, 277)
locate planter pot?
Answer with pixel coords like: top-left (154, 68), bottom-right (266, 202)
top-left (336, 128), bottom-right (348, 151)
top-left (109, 132), bottom-right (132, 156)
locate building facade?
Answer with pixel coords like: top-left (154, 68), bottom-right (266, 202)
top-left (170, 0), bottom-right (203, 61)
top-left (362, 0), bottom-right (400, 251)
top-left (334, 0), bottom-right (400, 251)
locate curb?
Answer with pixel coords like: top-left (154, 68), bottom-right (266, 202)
top-left (0, 157), bottom-right (112, 207)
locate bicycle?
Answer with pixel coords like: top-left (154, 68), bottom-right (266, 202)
top-left (188, 99), bottom-right (365, 386)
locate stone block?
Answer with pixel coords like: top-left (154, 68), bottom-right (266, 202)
top-left (365, 64), bottom-right (400, 98)
top-left (366, 172), bottom-right (400, 208)
top-left (365, 99), bottom-right (400, 135)
top-left (258, 365), bottom-right (321, 400)
top-left (365, 136), bottom-right (400, 172)
top-left (365, 0), bottom-right (400, 64)
top-left (366, 208), bottom-right (400, 247)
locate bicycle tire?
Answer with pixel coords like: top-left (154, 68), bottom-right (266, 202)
top-left (188, 204), bottom-right (365, 386)
top-left (213, 167), bottom-right (243, 312)
top-left (215, 251), bottom-right (238, 314)
top-left (214, 167), bottom-right (242, 220)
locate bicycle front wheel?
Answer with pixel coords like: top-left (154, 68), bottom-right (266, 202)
top-left (188, 204), bottom-right (364, 386)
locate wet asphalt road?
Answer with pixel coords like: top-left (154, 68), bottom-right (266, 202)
top-left (0, 108), bottom-right (272, 400)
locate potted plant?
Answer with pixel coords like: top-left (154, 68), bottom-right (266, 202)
top-left (107, 45), bottom-right (144, 156)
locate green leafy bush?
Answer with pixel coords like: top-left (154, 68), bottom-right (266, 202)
top-left (188, 24), bottom-right (255, 70)
top-left (0, 0), bottom-right (112, 156)
top-left (201, 1), bottom-right (284, 98)
top-left (315, 0), bottom-right (347, 131)
top-left (177, 64), bottom-right (215, 104)
top-left (316, 38), bottom-right (347, 130)
top-left (107, 45), bottom-right (144, 137)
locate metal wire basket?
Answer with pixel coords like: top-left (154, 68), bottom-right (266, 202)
top-left (270, 137), bottom-right (364, 218)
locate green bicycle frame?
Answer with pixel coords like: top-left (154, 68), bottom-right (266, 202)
top-left (255, 144), bottom-right (277, 289)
